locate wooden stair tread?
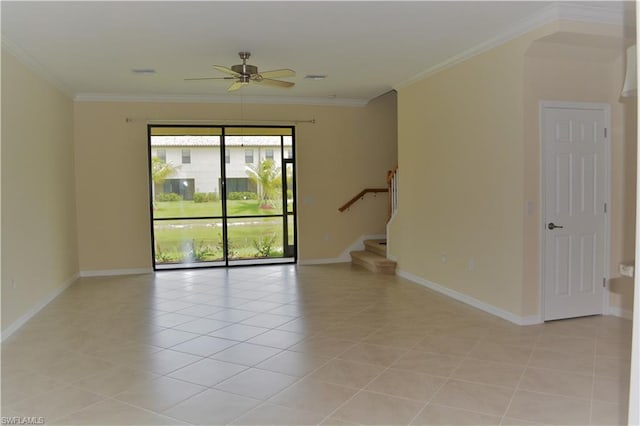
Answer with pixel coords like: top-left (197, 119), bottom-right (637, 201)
top-left (350, 250), bottom-right (396, 274)
top-left (363, 239), bottom-right (387, 257)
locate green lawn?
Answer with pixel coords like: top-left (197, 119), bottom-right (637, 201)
top-left (153, 200), bottom-right (283, 218)
top-left (152, 200), bottom-right (294, 264)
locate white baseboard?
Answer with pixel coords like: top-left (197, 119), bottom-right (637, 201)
top-left (299, 258), bottom-right (349, 265)
top-left (337, 233), bottom-right (386, 261)
top-left (79, 268), bottom-right (153, 277)
top-left (299, 233), bottom-right (387, 265)
top-left (1, 272), bottom-right (79, 342)
top-left (396, 269), bottom-right (543, 326)
top-left (606, 306), bottom-right (633, 320)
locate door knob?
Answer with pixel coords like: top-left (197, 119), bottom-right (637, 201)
top-left (547, 222), bottom-right (564, 230)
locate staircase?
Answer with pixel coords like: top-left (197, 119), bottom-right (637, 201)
top-left (341, 166), bottom-right (399, 275)
top-left (350, 239), bottom-right (396, 274)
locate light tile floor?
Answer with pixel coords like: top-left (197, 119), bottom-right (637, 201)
top-left (1, 264), bottom-right (632, 425)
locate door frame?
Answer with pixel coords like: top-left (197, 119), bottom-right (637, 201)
top-left (147, 124), bottom-right (298, 270)
top-left (538, 100), bottom-right (611, 321)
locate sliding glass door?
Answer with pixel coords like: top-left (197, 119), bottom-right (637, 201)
top-left (148, 125), bottom-right (296, 269)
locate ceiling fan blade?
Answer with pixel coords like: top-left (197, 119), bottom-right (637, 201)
top-left (227, 81), bottom-right (245, 92)
top-left (213, 65), bottom-right (242, 77)
top-left (255, 78), bottom-right (295, 88)
top-left (184, 77), bottom-right (235, 81)
top-left (258, 69), bottom-right (296, 79)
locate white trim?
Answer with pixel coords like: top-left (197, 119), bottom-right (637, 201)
top-left (539, 101), bottom-right (611, 321)
top-left (605, 306), bottom-right (634, 320)
top-left (299, 257), bottom-right (349, 266)
top-left (79, 268), bottom-right (153, 277)
top-left (394, 3), bottom-right (626, 91)
top-left (386, 216), bottom-right (397, 262)
top-left (5, 3), bottom-right (624, 108)
top-left (299, 233), bottom-right (387, 265)
top-left (73, 93), bottom-right (369, 108)
top-left (397, 269), bottom-right (542, 326)
top-left (554, 2), bottom-right (627, 26)
top-left (338, 233), bottom-right (387, 262)
top-left (1, 273), bottom-right (79, 342)
top-left (1, 36), bottom-right (74, 98)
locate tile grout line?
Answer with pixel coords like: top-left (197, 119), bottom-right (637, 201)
top-left (317, 328), bottom-right (444, 426)
top-left (134, 273), bottom-right (311, 424)
top-left (406, 328), bottom-right (492, 425)
top-left (222, 301), bottom-right (381, 425)
top-left (499, 327), bottom-right (543, 425)
top-left (590, 331), bottom-right (599, 425)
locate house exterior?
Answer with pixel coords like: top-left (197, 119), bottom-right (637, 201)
top-left (151, 135), bottom-right (293, 199)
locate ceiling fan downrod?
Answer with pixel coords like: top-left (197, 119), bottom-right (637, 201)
top-left (232, 52), bottom-right (257, 78)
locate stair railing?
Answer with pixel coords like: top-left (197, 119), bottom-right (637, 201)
top-left (387, 165), bottom-right (398, 219)
top-left (338, 188), bottom-right (388, 213)
top-left (338, 166), bottom-right (398, 221)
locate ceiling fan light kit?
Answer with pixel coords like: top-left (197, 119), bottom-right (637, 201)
top-left (186, 51), bottom-right (295, 92)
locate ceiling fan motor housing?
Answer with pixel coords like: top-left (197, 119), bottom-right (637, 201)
top-left (231, 64), bottom-right (258, 76)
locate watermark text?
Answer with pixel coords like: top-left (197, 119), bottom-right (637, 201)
top-left (1, 417), bottom-right (45, 425)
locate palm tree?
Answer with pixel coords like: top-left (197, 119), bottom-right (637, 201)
top-left (245, 159), bottom-right (282, 208)
top-left (151, 157), bottom-right (178, 202)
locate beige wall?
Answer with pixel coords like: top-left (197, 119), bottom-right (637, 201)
top-left (1, 49), bottom-right (78, 333)
top-left (391, 20), bottom-right (635, 320)
top-left (392, 32), bottom-right (529, 317)
top-left (73, 93), bottom-right (397, 272)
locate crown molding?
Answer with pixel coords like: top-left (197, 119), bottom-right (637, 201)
top-left (5, 2), bottom-right (628, 105)
top-left (394, 2), bottom-right (628, 91)
top-left (73, 93), bottom-right (369, 107)
top-left (555, 2), bottom-right (628, 26)
top-left (1, 35), bottom-right (75, 98)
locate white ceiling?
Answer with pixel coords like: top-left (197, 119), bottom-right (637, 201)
top-left (1, 1), bottom-right (635, 106)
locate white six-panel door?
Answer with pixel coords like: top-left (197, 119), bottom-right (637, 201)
top-left (541, 103), bottom-right (609, 321)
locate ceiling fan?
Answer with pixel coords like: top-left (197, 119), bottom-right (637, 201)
top-left (185, 52), bottom-right (295, 91)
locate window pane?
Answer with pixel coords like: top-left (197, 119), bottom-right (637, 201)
top-left (285, 163), bottom-right (294, 213)
top-left (181, 149), bottom-right (191, 164)
top-left (225, 127), bottom-right (291, 136)
top-left (287, 214), bottom-right (295, 246)
top-left (225, 187), bottom-right (282, 216)
top-left (245, 149), bottom-right (254, 164)
top-left (151, 127), bottom-right (223, 136)
top-left (283, 136), bottom-right (293, 159)
top-left (226, 217), bottom-right (284, 260)
top-left (151, 132), bottom-right (222, 219)
top-left (155, 149), bottom-right (166, 162)
top-left (154, 219), bottom-right (224, 266)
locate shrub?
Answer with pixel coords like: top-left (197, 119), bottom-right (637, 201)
top-left (253, 233), bottom-right (277, 257)
top-left (218, 236), bottom-right (239, 259)
top-left (191, 239), bottom-right (217, 261)
top-left (228, 192), bottom-right (258, 200)
top-left (154, 245), bottom-right (180, 263)
top-left (193, 192), bottom-right (219, 203)
top-left (157, 192), bottom-right (182, 202)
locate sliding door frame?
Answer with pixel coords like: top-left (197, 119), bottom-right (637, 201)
top-left (147, 124), bottom-right (297, 270)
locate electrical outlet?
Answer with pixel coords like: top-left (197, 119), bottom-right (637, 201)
top-left (11, 279), bottom-right (16, 289)
top-left (441, 253), bottom-right (447, 264)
